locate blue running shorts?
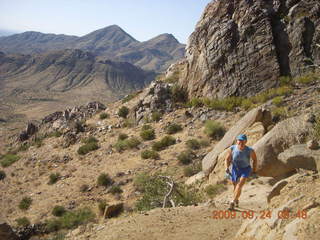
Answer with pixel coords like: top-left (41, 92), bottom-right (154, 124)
top-left (231, 165), bottom-right (252, 182)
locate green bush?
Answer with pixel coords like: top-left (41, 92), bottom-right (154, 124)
top-left (187, 98), bottom-right (204, 108)
top-left (141, 124), bottom-right (152, 131)
top-left (118, 106), bottom-right (129, 118)
top-left (77, 142), bottom-right (99, 155)
top-left (0, 154), bottom-right (20, 167)
top-left (97, 173), bottom-right (112, 187)
top-left (15, 217), bottom-right (30, 227)
top-left (126, 137), bottom-right (141, 148)
top-left (171, 84), bottom-right (188, 103)
top-left (19, 197), bottom-right (32, 210)
top-left (0, 170), bottom-right (6, 180)
top-left (48, 173), bottom-right (60, 185)
top-left (205, 184), bottom-right (227, 198)
top-left (272, 107), bottom-right (289, 120)
top-left (177, 150), bottom-right (194, 165)
top-left (109, 185), bottom-right (123, 195)
top-left (99, 112), bottom-right (109, 120)
top-left (240, 99), bottom-right (254, 110)
top-left (46, 208), bottom-right (95, 231)
top-left (152, 136), bottom-right (176, 151)
top-left (114, 137), bottom-right (141, 152)
top-left (272, 96), bottom-right (283, 106)
top-left (165, 123), bottom-right (183, 134)
top-left (52, 206), bottom-right (67, 217)
top-left (82, 136), bottom-right (98, 144)
top-left (140, 129), bottom-right (155, 141)
top-left (183, 163), bottom-right (202, 177)
top-left (279, 76), bottom-right (292, 86)
top-left (134, 173), bottom-right (203, 211)
top-left (204, 120), bottom-right (225, 140)
top-left (186, 139), bottom-right (201, 150)
top-left (294, 72), bottom-right (319, 84)
top-left (151, 111), bottom-right (162, 122)
top-left (118, 133), bottom-right (128, 141)
top-left (141, 150), bottom-right (160, 160)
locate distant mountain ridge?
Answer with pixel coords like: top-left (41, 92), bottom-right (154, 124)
top-left (0, 25), bottom-right (185, 72)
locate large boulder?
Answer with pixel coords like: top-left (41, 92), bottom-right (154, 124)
top-left (202, 107), bottom-right (272, 175)
top-left (0, 222), bottom-right (19, 240)
top-left (254, 114), bottom-right (315, 177)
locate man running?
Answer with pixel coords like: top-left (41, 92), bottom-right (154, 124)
top-left (225, 134), bottom-right (257, 210)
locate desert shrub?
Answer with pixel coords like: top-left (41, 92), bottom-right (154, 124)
top-left (48, 173), bottom-right (60, 185)
top-left (272, 107), bottom-right (289, 120)
top-left (15, 217), bottom-right (30, 227)
top-left (165, 123), bottom-right (183, 134)
top-left (47, 131), bottom-right (63, 138)
top-left (46, 208), bottom-right (95, 231)
top-left (98, 201), bottom-right (107, 215)
top-left (279, 76), bottom-right (292, 86)
top-left (118, 133), bottom-right (129, 141)
top-left (151, 111), bottom-right (162, 122)
top-left (204, 120), bottom-right (225, 140)
top-left (140, 129), bottom-right (155, 141)
top-left (114, 137), bottom-right (141, 152)
top-left (141, 150), bottom-right (160, 160)
top-left (109, 185), bottom-right (123, 195)
top-left (134, 173), bottom-right (203, 211)
top-left (114, 140), bottom-right (128, 152)
top-left (152, 136), bottom-right (176, 151)
top-left (186, 139), bottom-right (201, 150)
top-left (79, 184), bottom-right (89, 193)
top-left (19, 197), bottom-right (32, 210)
top-left (97, 173), bottom-right (112, 187)
top-left (77, 142), bottom-right (99, 155)
top-left (118, 106), bottom-right (129, 118)
top-left (187, 98), bottom-right (204, 108)
top-left (99, 112), bottom-right (109, 120)
top-left (199, 139), bottom-right (210, 147)
top-left (141, 124), bottom-right (152, 131)
top-left (171, 84), bottom-right (188, 103)
top-left (205, 184), bottom-right (227, 198)
top-left (272, 96), bottom-right (283, 106)
top-left (177, 150), bottom-right (194, 165)
top-left (0, 154), bottom-right (20, 167)
top-left (0, 170), bottom-right (6, 180)
top-left (240, 99), bottom-right (254, 110)
top-left (183, 163), bottom-right (202, 177)
top-left (52, 206), bottom-right (67, 217)
top-left (82, 136), bottom-right (98, 144)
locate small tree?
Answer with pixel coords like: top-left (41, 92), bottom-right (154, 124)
top-left (118, 106), bottom-right (129, 118)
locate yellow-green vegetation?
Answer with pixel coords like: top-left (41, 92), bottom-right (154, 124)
top-left (177, 150), bottom-right (194, 165)
top-left (122, 91), bottom-right (140, 103)
top-left (186, 139), bottom-right (201, 150)
top-left (140, 128), bottom-right (156, 141)
top-left (294, 72), bottom-right (319, 84)
top-left (19, 197), bottom-right (32, 210)
top-left (118, 133), bottom-right (129, 141)
top-left (99, 112), bottom-right (109, 120)
top-left (48, 173), bottom-right (60, 185)
top-left (109, 185), bottom-right (123, 195)
top-left (114, 137), bottom-right (141, 152)
top-left (164, 71), bottom-right (180, 83)
top-left (134, 172), bottom-right (203, 211)
top-left (77, 136), bottom-right (99, 155)
top-left (141, 150), bottom-right (160, 160)
top-left (183, 163), bottom-right (202, 177)
top-left (52, 206), bottom-right (67, 217)
top-left (152, 136), bottom-right (176, 151)
top-left (171, 84), bottom-right (188, 103)
top-left (151, 111), bottom-right (162, 122)
top-left (0, 170), bottom-right (6, 180)
top-left (204, 120), bottom-right (225, 140)
top-left (47, 131), bottom-right (63, 138)
top-left (45, 208), bottom-right (95, 232)
top-left (272, 96), bottom-right (283, 106)
top-left (279, 76), bottom-right (292, 86)
top-left (0, 154), bottom-right (20, 167)
top-left (165, 123), bottom-right (183, 134)
top-left (15, 217), bottom-right (31, 227)
top-left (272, 107), bottom-right (290, 120)
top-left (205, 184), bottom-right (227, 198)
top-left (118, 106), bottom-right (129, 118)
top-left (97, 173), bottom-right (112, 187)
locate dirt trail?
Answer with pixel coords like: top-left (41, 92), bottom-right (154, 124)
top-left (66, 178), bottom-right (273, 240)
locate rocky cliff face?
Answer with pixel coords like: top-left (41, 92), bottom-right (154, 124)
top-left (180, 0), bottom-right (320, 98)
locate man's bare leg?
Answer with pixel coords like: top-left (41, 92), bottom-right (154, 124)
top-left (234, 177), bottom-right (246, 202)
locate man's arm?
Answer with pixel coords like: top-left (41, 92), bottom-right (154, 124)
top-left (251, 150), bottom-right (257, 173)
top-left (225, 148), bottom-right (232, 171)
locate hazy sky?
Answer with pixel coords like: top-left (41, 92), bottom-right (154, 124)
top-left (0, 0), bottom-right (211, 43)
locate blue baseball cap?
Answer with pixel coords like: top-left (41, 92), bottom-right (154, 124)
top-left (236, 134), bottom-right (247, 141)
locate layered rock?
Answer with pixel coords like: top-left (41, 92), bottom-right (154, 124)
top-left (180, 0), bottom-right (320, 98)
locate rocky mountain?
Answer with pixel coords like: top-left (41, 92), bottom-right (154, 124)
top-left (175, 0), bottom-right (320, 98)
top-left (0, 25), bottom-right (185, 72)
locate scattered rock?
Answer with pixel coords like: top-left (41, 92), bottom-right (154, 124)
top-left (104, 202), bottom-right (124, 218)
top-left (307, 139), bottom-right (319, 150)
top-left (0, 222), bottom-right (19, 240)
top-left (267, 180), bottom-right (288, 203)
